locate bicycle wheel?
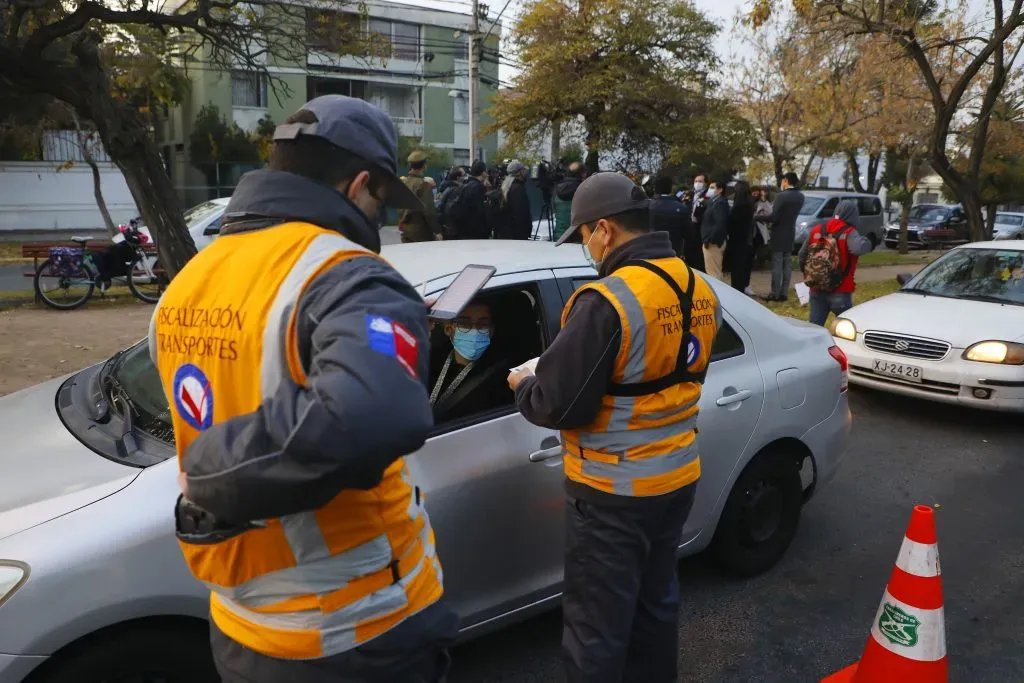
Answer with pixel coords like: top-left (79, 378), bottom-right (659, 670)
top-left (127, 255), bottom-right (168, 304)
top-left (34, 258), bottom-right (94, 310)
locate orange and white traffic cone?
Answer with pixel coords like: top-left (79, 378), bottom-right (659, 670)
top-left (822, 504), bottom-right (947, 683)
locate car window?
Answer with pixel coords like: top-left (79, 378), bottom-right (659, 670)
top-left (909, 206), bottom-right (950, 222)
top-left (799, 197), bottom-right (826, 216)
top-left (857, 197), bottom-right (881, 216)
top-left (995, 214), bottom-right (1024, 227)
top-left (710, 321), bottom-right (744, 361)
top-left (205, 216), bottom-right (222, 235)
top-left (819, 198), bottom-right (839, 217)
top-left (907, 248), bottom-right (1024, 305)
top-left (114, 342), bottom-right (174, 443)
top-left (428, 285), bottom-right (546, 430)
top-left (183, 201), bottom-right (225, 226)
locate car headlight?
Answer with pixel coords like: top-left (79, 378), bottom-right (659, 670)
top-left (832, 318), bottom-right (857, 341)
top-left (0, 562), bottom-right (28, 608)
top-left (962, 341), bottom-right (1024, 365)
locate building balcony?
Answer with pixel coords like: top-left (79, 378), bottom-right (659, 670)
top-left (394, 117), bottom-right (423, 138)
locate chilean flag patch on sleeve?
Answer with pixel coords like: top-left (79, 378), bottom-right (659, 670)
top-left (365, 314), bottom-right (419, 379)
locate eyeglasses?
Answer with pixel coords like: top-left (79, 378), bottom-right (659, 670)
top-left (454, 319), bottom-right (493, 333)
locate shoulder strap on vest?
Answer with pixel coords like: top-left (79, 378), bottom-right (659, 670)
top-left (607, 258), bottom-right (707, 398)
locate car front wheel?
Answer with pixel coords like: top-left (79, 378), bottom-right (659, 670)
top-left (27, 623), bottom-right (218, 683)
top-left (711, 450), bottom-right (803, 578)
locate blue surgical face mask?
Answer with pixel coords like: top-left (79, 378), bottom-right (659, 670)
top-left (581, 225), bottom-right (605, 270)
top-left (452, 328), bottom-right (491, 361)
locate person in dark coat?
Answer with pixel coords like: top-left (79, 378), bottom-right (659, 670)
top-left (699, 179), bottom-right (730, 280)
top-left (726, 180), bottom-right (756, 293)
top-left (444, 160), bottom-right (490, 240)
top-left (553, 162), bottom-right (586, 242)
top-left (497, 159), bottom-right (534, 240)
top-left (685, 175), bottom-right (707, 271)
top-left (756, 172), bottom-right (805, 301)
top-left (648, 175), bottom-right (686, 255)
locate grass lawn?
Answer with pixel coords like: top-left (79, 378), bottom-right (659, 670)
top-left (762, 279), bottom-right (902, 324)
top-left (0, 286), bottom-right (143, 312)
top-left (790, 249), bottom-right (937, 270)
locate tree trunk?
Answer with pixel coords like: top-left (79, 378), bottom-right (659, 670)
top-left (772, 152), bottom-right (784, 188)
top-left (985, 203), bottom-right (998, 241)
top-left (899, 153), bottom-right (919, 255)
top-left (70, 111), bottom-right (117, 236)
top-left (799, 152), bottom-right (817, 188)
top-left (584, 123), bottom-right (600, 175)
top-left (550, 119), bottom-right (561, 161)
top-left (958, 189), bottom-right (985, 243)
top-left (867, 152), bottom-right (881, 193)
top-left (88, 156), bottom-right (118, 238)
top-left (847, 152), bottom-right (865, 192)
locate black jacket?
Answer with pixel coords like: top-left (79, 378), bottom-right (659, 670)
top-left (700, 195), bottom-right (730, 246)
top-left (453, 177), bottom-right (490, 240)
top-left (429, 342), bottom-right (511, 423)
top-left (649, 195), bottom-right (687, 254)
top-left (514, 231), bottom-right (682, 505)
top-left (727, 201), bottom-right (755, 246)
top-left (498, 179), bottom-right (533, 240)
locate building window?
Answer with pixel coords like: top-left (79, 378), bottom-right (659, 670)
top-left (231, 71), bottom-right (267, 108)
top-left (454, 148), bottom-right (470, 167)
top-left (818, 176), bottom-right (829, 188)
top-left (306, 9), bottom-right (362, 52)
top-left (454, 33), bottom-right (468, 60)
top-left (453, 91), bottom-right (469, 123)
top-left (369, 19), bottom-right (420, 61)
top-left (367, 84), bottom-right (420, 119)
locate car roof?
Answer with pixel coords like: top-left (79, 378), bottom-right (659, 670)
top-left (958, 240), bottom-right (1024, 250)
top-left (382, 240), bottom-right (588, 285)
top-left (801, 190), bottom-right (879, 198)
top-left (996, 211), bottom-right (1024, 216)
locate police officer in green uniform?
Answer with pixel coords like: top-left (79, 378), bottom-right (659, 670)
top-left (400, 150), bottom-right (440, 242)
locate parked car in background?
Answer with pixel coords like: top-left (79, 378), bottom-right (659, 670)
top-left (993, 212), bottom-right (1024, 240)
top-left (128, 198), bottom-right (230, 251)
top-left (883, 204), bottom-right (969, 249)
top-left (0, 241), bottom-right (851, 683)
top-left (794, 191), bottom-right (885, 254)
top-left (832, 240), bottom-right (1024, 412)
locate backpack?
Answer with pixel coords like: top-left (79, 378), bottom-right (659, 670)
top-left (803, 224), bottom-right (853, 291)
top-left (440, 182), bottom-right (471, 235)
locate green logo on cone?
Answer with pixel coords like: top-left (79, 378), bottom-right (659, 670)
top-left (879, 602), bottom-right (921, 647)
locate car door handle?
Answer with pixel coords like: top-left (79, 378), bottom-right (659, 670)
top-left (716, 389), bottom-right (753, 407)
top-left (529, 436), bottom-right (563, 462)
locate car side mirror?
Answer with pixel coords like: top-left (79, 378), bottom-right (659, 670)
top-left (896, 273), bottom-right (912, 286)
top-left (203, 221), bottom-right (221, 236)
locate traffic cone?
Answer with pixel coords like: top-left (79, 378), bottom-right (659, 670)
top-left (822, 505), bottom-right (947, 682)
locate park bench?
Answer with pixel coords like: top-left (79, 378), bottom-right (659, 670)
top-left (21, 240), bottom-right (158, 278)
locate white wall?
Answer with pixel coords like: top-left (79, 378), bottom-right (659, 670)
top-left (0, 161), bottom-right (139, 233)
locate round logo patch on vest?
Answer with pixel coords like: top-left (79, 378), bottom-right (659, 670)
top-left (687, 336), bottom-right (701, 368)
top-left (173, 363), bottom-right (214, 431)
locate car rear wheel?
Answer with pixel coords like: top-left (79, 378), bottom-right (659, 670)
top-left (711, 450), bottom-right (803, 578)
top-left (28, 623), bottom-right (218, 683)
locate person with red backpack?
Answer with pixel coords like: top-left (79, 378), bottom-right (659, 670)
top-left (798, 199), bottom-right (873, 326)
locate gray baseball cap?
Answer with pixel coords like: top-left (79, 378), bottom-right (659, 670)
top-left (555, 172), bottom-right (650, 245)
top-left (273, 95), bottom-right (421, 210)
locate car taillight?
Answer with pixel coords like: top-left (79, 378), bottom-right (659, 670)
top-left (829, 345), bottom-right (849, 393)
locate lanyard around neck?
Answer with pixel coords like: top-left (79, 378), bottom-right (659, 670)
top-left (430, 353), bottom-right (475, 407)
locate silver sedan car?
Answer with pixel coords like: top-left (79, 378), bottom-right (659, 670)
top-left (0, 241), bottom-right (850, 683)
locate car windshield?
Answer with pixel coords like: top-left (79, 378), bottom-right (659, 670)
top-left (112, 342), bottom-right (174, 442)
top-left (183, 201), bottom-right (224, 227)
top-left (799, 197), bottom-right (825, 216)
top-left (908, 206), bottom-right (950, 222)
top-left (906, 248), bottom-right (1024, 305)
top-left (995, 214), bottom-right (1024, 227)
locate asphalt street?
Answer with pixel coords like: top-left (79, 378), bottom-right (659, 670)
top-left (447, 388), bottom-right (1024, 682)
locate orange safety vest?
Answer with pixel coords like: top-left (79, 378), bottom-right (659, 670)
top-left (560, 257), bottom-right (718, 497)
top-left (152, 221), bottom-right (443, 659)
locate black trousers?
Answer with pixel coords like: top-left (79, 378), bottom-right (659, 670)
top-left (209, 600), bottom-right (458, 683)
top-left (730, 240), bottom-right (754, 292)
top-left (562, 484), bottom-right (697, 683)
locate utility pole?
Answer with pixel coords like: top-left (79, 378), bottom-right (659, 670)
top-left (468, 0), bottom-right (479, 162)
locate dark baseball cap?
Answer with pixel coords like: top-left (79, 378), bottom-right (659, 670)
top-left (555, 172), bottom-right (650, 245)
top-left (273, 95), bottom-right (421, 210)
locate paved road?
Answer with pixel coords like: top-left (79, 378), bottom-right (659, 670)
top-left (448, 389), bottom-right (1024, 682)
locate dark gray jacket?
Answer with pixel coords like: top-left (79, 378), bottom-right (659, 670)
top-left (759, 188), bottom-right (805, 253)
top-left (154, 169), bottom-right (434, 523)
top-left (700, 194), bottom-right (730, 246)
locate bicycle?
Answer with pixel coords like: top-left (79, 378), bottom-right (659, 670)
top-left (33, 226), bottom-right (168, 310)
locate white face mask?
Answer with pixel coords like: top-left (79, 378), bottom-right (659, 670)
top-left (694, 182), bottom-right (706, 193)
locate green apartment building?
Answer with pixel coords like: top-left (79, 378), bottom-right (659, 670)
top-left (160, 0), bottom-right (501, 207)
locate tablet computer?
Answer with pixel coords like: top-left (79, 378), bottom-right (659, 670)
top-left (428, 264), bottom-right (497, 321)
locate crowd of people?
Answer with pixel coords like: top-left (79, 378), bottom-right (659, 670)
top-left (400, 154), bottom-right (869, 326)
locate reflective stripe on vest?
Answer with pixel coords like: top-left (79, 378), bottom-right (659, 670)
top-left (559, 258), bottom-right (718, 497)
top-left (153, 222), bottom-right (443, 659)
